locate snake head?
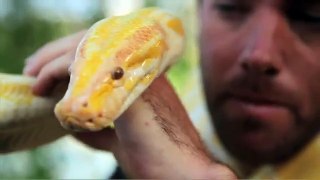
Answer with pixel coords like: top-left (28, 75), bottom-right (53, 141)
top-left (54, 8), bottom-right (185, 131)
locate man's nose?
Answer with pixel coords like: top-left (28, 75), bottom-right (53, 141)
top-left (239, 8), bottom-right (282, 77)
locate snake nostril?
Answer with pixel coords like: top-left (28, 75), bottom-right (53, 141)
top-left (82, 102), bottom-right (88, 108)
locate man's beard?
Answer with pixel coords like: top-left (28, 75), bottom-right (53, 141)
top-left (209, 100), bottom-right (320, 166)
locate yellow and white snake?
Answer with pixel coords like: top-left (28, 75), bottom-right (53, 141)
top-left (0, 8), bottom-right (185, 153)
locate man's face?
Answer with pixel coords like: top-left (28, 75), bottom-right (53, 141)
top-left (200, 0), bottom-right (320, 165)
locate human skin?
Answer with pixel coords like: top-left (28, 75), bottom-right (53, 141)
top-left (200, 0), bottom-right (320, 167)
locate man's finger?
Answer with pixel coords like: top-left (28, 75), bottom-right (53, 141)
top-left (32, 51), bottom-right (74, 96)
top-left (23, 30), bottom-right (86, 76)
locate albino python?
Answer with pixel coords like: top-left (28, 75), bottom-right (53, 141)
top-left (0, 8), bottom-right (185, 153)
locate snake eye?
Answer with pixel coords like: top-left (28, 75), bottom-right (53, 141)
top-left (111, 67), bottom-right (124, 80)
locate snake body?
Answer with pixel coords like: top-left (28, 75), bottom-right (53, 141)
top-left (0, 8), bottom-right (185, 152)
top-left (0, 73), bottom-right (66, 152)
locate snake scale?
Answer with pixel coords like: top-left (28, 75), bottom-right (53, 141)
top-left (0, 8), bottom-right (185, 153)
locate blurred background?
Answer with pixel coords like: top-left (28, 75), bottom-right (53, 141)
top-left (0, 0), bottom-right (200, 178)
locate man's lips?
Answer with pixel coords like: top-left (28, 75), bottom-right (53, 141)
top-left (222, 91), bottom-right (293, 124)
top-left (221, 92), bottom-right (295, 147)
top-left (228, 92), bottom-right (287, 107)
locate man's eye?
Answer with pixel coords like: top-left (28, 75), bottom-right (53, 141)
top-left (288, 10), bottom-right (320, 23)
top-left (304, 10), bottom-right (320, 23)
top-left (214, 3), bottom-right (239, 13)
top-left (304, 15), bottom-right (320, 23)
top-left (303, 3), bottom-right (320, 23)
top-left (213, 3), bottom-right (249, 21)
top-left (287, 4), bottom-right (320, 24)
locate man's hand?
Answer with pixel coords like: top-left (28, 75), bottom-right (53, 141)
top-left (110, 75), bottom-right (236, 179)
top-left (73, 75), bottom-right (237, 179)
top-left (23, 30), bottom-right (86, 96)
top-left (24, 31), bottom-right (236, 179)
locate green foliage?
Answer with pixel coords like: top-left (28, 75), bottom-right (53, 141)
top-left (0, 1), bottom-right (103, 74)
top-left (1, 18), bottom-right (67, 73)
top-left (0, 0), bottom-right (104, 178)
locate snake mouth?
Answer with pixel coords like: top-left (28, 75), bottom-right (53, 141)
top-left (55, 97), bottom-right (115, 131)
top-left (60, 117), bottom-right (87, 132)
top-left (61, 116), bottom-right (104, 132)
